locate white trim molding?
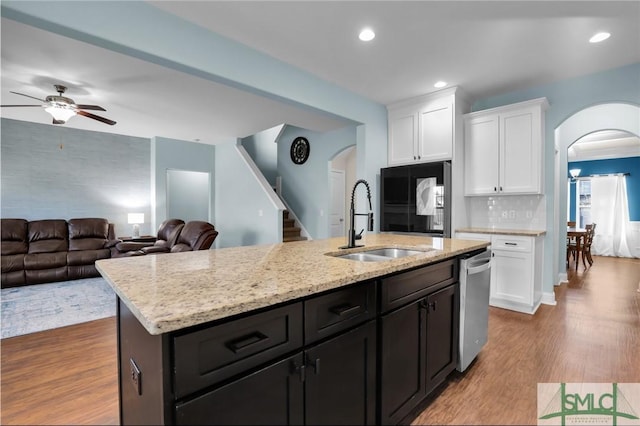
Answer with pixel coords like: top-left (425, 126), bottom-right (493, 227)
top-left (541, 292), bottom-right (557, 306)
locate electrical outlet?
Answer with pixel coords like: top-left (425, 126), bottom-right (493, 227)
top-left (509, 210), bottom-right (516, 219)
top-left (130, 358), bottom-right (142, 396)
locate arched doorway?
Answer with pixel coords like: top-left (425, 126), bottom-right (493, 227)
top-left (553, 103), bottom-right (640, 283)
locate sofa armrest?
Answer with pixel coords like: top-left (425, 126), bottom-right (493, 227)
top-left (115, 241), bottom-right (155, 252)
top-left (105, 239), bottom-right (122, 249)
top-left (140, 245), bottom-right (170, 254)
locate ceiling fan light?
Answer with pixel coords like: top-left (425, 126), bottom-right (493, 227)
top-left (45, 106), bottom-right (76, 123)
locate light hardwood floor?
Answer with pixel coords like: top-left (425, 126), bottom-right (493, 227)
top-left (1, 255), bottom-right (638, 425)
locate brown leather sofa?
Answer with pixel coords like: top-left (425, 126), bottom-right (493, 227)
top-left (1, 218), bottom-right (118, 288)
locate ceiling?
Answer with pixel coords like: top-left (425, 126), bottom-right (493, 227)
top-left (1, 1), bottom-right (639, 148)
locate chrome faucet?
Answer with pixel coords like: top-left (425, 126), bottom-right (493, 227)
top-left (340, 179), bottom-right (374, 249)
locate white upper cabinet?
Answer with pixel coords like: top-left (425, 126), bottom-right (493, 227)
top-left (464, 97), bottom-right (548, 196)
top-left (388, 107), bottom-right (419, 165)
top-left (387, 89), bottom-right (457, 166)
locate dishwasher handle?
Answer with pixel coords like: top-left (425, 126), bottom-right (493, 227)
top-left (466, 257), bottom-right (492, 275)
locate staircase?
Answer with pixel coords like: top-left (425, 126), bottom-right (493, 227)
top-left (283, 210), bottom-right (307, 242)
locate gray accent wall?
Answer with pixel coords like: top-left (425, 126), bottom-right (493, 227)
top-left (1, 118), bottom-right (151, 237)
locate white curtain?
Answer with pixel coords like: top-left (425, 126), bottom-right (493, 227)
top-left (590, 175), bottom-right (632, 257)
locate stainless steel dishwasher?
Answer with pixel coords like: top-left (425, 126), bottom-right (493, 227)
top-left (457, 248), bottom-right (492, 372)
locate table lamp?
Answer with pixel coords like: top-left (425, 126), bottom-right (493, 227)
top-left (128, 213), bottom-right (144, 238)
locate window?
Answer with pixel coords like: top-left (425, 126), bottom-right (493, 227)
top-left (577, 179), bottom-right (591, 228)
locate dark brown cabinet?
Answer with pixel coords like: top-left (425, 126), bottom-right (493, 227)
top-left (117, 258), bottom-right (462, 426)
top-left (425, 284), bottom-right (458, 394)
top-left (175, 353), bottom-right (305, 425)
top-left (175, 320), bottom-right (377, 426)
top-left (378, 259), bottom-right (459, 425)
top-left (305, 320), bottom-right (377, 425)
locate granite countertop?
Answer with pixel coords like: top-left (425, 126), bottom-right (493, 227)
top-left (96, 234), bottom-right (488, 335)
top-left (456, 227), bottom-right (546, 237)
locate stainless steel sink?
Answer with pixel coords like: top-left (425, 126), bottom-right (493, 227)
top-left (331, 247), bottom-right (433, 262)
top-left (336, 252), bottom-right (391, 262)
top-left (361, 248), bottom-right (425, 258)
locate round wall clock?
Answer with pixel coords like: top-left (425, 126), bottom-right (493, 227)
top-left (290, 136), bottom-right (310, 165)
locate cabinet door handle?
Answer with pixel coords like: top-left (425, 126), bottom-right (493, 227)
top-left (307, 357), bottom-right (321, 375)
top-left (330, 303), bottom-right (360, 316)
top-left (494, 187), bottom-right (497, 192)
top-left (505, 242), bottom-right (518, 246)
top-left (226, 331), bottom-right (270, 354)
top-left (291, 361), bottom-right (306, 382)
top-left (419, 299), bottom-right (437, 312)
top-left (500, 186), bottom-right (503, 192)
top-left (414, 155), bottom-right (417, 160)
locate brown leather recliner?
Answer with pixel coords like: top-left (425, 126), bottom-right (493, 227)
top-left (111, 219), bottom-right (185, 257)
top-left (141, 221), bottom-right (218, 255)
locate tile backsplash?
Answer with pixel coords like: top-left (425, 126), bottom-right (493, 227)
top-left (467, 195), bottom-right (546, 230)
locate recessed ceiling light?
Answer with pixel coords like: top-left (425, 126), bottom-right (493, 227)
top-left (434, 81), bottom-right (448, 88)
top-left (359, 28), bottom-right (375, 42)
top-left (589, 32), bottom-right (610, 43)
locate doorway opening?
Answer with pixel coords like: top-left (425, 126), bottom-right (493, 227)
top-left (329, 145), bottom-right (356, 238)
top-left (553, 103), bottom-right (640, 283)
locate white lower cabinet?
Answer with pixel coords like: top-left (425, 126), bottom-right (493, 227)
top-left (455, 232), bottom-right (543, 314)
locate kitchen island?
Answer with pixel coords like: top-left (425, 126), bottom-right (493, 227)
top-left (97, 234), bottom-right (489, 425)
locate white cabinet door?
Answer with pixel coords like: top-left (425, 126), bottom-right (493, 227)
top-left (490, 250), bottom-right (532, 305)
top-left (464, 114), bottom-right (499, 195)
top-left (418, 99), bottom-right (453, 162)
top-left (500, 107), bottom-right (542, 194)
top-left (388, 109), bottom-right (418, 165)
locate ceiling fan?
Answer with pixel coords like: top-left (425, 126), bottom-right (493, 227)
top-left (1, 84), bottom-right (116, 125)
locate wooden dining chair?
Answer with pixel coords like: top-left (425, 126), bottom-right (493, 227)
top-left (582, 223), bottom-right (596, 267)
top-left (567, 223), bottom-right (596, 270)
top-left (566, 221), bottom-right (577, 265)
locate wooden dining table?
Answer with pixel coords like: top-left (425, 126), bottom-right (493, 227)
top-left (567, 227), bottom-right (588, 270)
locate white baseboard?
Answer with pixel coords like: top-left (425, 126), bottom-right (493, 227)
top-left (541, 291), bottom-right (557, 306)
top-left (557, 272), bottom-right (568, 285)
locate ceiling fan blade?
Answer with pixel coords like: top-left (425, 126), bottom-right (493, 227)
top-left (75, 104), bottom-right (106, 111)
top-left (9, 91), bottom-right (46, 103)
top-left (76, 109), bottom-right (116, 125)
top-left (1, 104), bottom-right (43, 107)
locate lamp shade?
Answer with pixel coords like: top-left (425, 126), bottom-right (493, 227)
top-left (569, 169), bottom-right (581, 178)
top-left (127, 213), bottom-right (144, 224)
top-left (45, 106), bottom-right (76, 123)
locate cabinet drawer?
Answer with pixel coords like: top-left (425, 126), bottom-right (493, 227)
top-left (380, 259), bottom-right (457, 313)
top-left (491, 235), bottom-right (532, 253)
top-left (304, 281), bottom-right (376, 345)
top-left (173, 302), bottom-right (303, 398)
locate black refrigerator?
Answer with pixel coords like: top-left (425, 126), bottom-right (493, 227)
top-left (380, 161), bottom-right (451, 237)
